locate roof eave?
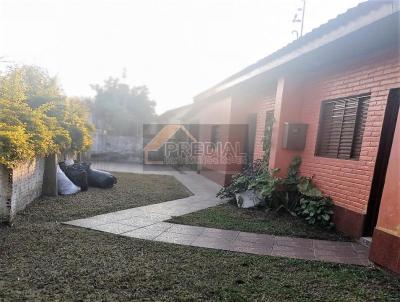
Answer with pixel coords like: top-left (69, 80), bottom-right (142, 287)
top-left (195, 2), bottom-right (397, 101)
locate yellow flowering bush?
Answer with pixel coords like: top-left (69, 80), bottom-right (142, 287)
top-left (0, 123), bottom-right (33, 165)
top-left (0, 65), bottom-right (93, 168)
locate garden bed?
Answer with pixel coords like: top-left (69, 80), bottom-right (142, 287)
top-left (168, 202), bottom-right (350, 241)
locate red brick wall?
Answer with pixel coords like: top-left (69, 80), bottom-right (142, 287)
top-left (298, 50), bottom-right (400, 214)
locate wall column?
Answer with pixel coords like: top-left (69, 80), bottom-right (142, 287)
top-left (42, 154), bottom-right (58, 197)
top-left (269, 76), bottom-right (305, 174)
top-left (369, 107), bottom-right (400, 273)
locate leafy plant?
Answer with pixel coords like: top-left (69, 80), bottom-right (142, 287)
top-left (262, 113), bottom-right (274, 166)
top-left (297, 177), bottom-right (323, 199)
top-left (0, 123), bottom-right (33, 165)
top-left (297, 197), bottom-right (334, 228)
top-left (252, 168), bottom-right (281, 203)
top-left (216, 160), bottom-right (264, 199)
top-left (0, 65), bottom-right (94, 168)
top-left (216, 174), bottom-right (250, 199)
top-left (217, 155), bottom-right (335, 229)
top-left (277, 156), bottom-right (303, 214)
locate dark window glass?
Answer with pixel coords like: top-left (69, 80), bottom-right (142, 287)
top-left (316, 94), bottom-right (370, 160)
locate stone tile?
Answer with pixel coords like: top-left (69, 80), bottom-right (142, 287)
top-left (271, 249), bottom-right (316, 261)
top-left (87, 214), bottom-right (121, 224)
top-left (230, 240), bottom-right (273, 255)
top-left (123, 227), bottom-right (166, 240)
top-left (353, 249), bottom-right (370, 257)
top-left (117, 217), bottom-right (158, 228)
top-left (161, 208), bottom-right (195, 216)
top-left (135, 212), bottom-right (172, 221)
top-left (111, 208), bottom-right (147, 217)
top-left (230, 245), bottom-right (273, 256)
top-left (150, 222), bottom-right (175, 231)
top-left (191, 237), bottom-right (233, 251)
top-left (67, 163), bottom-right (372, 267)
top-left (314, 248), bottom-right (356, 257)
top-left (123, 222), bottom-right (173, 240)
top-left (356, 258), bottom-right (371, 266)
top-left (65, 218), bottom-right (108, 228)
top-left (154, 232), bottom-right (198, 245)
top-left (88, 222), bottom-right (140, 234)
top-left (275, 236), bottom-right (314, 248)
top-left (167, 224), bottom-right (205, 236)
top-left (352, 243), bottom-right (370, 253)
top-left (237, 232), bottom-right (275, 245)
top-left (201, 228), bottom-right (240, 240)
top-left (272, 245), bottom-right (315, 260)
top-left (313, 240), bottom-right (353, 250)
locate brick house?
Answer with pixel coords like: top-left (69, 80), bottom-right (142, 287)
top-left (170, 1), bottom-right (399, 272)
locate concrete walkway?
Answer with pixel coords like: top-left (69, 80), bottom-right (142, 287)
top-left (65, 162), bottom-right (370, 266)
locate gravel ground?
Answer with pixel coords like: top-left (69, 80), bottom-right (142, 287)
top-left (0, 173), bottom-right (399, 301)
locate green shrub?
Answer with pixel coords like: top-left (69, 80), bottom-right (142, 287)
top-left (216, 160), bottom-right (265, 199)
top-left (252, 168), bottom-right (281, 204)
top-left (0, 65), bottom-right (94, 167)
top-left (297, 197), bottom-right (334, 229)
top-left (0, 123), bottom-right (34, 165)
top-left (217, 156), bottom-right (335, 229)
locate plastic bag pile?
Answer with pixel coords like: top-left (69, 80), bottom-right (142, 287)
top-left (57, 161), bottom-right (117, 195)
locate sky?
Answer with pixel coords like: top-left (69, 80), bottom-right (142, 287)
top-left (0, 0), bottom-right (366, 114)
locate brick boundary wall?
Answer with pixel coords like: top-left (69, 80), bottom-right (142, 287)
top-left (0, 157), bottom-right (45, 222)
top-left (0, 166), bottom-right (12, 222)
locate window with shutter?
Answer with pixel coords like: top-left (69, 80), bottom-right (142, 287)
top-left (316, 94), bottom-right (370, 160)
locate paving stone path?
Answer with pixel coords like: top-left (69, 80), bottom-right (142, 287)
top-left (65, 162), bottom-right (370, 266)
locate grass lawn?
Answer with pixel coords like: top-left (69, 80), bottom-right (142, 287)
top-left (168, 202), bottom-right (351, 241)
top-left (1, 173), bottom-right (399, 301)
top-left (19, 172), bottom-right (193, 222)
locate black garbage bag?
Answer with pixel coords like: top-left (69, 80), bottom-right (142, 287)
top-left (87, 169), bottom-right (117, 188)
top-left (78, 162), bottom-right (117, 189)
top-left (59, 162), bottom-right (89, 191)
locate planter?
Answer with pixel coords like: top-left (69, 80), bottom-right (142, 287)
top-left (235, 190), bottom-right (263, 208)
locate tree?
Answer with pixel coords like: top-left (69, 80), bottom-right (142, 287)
top-left (0, 65), bottom-right (63, 107)
top-left (0, 65), bottom-right (93, 167)
top-left (0, 66), bottom-right (26, 102)
top-left (91, 77), bottom-right (156, 135)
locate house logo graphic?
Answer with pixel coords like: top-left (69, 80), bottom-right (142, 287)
top-left (143, 124), bottom-right (197, 165)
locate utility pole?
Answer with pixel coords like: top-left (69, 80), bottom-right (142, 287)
top-left (300, 0), bottom-right (306, 37)
top-left (292, 0), bottom-right (306, 39)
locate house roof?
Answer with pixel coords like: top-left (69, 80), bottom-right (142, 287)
top-left (195, 0), bottom-right (398, 100)
top-left (158, 104), bottom-right (193, 123)
top-left (143, 124), bottom-right (197, 151)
